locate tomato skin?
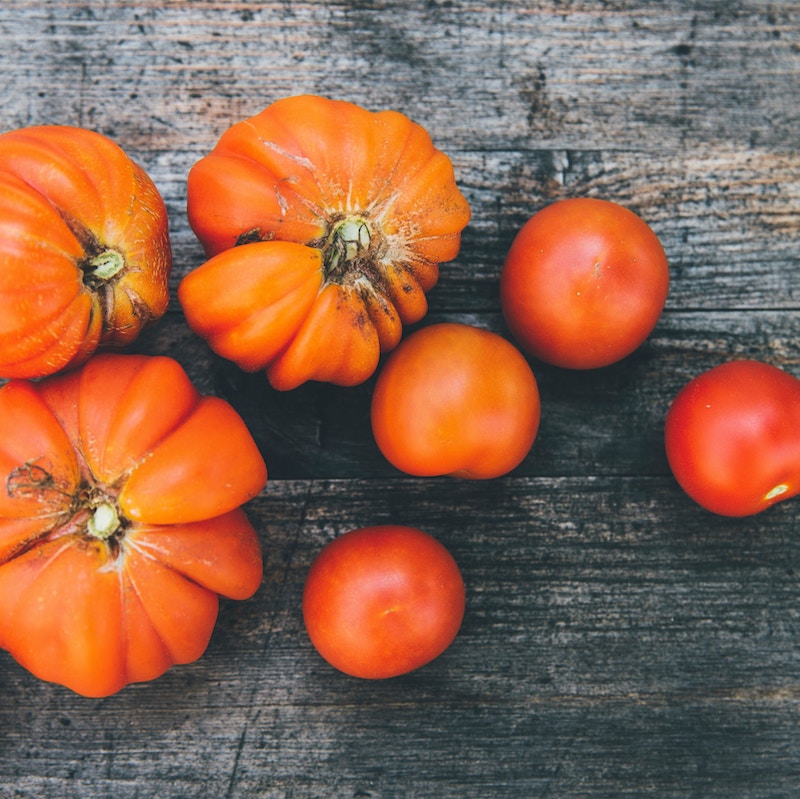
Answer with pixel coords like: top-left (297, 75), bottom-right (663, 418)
top-left (0, 126), bottom-right (171, 378)
top-left (0, 354), bottom-right (267, 696)
top-left (370, 323), bottom-right (540, 479)
top-left (500, 198), bottom-right (669, 369)
top-left (664, 360), bottom-right (800, 517)
top-left (181, 95), bottom-right (471, 390)
top-left (302, 525), bottom-right (465, 679)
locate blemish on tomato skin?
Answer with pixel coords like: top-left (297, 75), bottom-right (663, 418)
top-left (765, 484), bottom-right (789, 501)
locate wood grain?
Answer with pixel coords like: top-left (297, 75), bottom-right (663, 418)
top-left (0, 1), bottom-right (799, 797)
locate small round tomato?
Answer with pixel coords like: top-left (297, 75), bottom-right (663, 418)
top-left (370, 323), bottom-right (540, 479)
top-left (665, 360), bottom-right (800, 517)
top-left (500, 197), bottom-right (669, 369)
top-left (302, 525), bottom-right (465, 679)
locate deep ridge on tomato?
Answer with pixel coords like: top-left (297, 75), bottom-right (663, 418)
top-left (0, 353), bottom-right (266, 697)
top-left (0, 125), bottom-right (172, 379)
top-left (180, 95), bottom-right (471, 390)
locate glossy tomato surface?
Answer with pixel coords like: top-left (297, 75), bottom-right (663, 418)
top-left (370, 323), bottom-right (540, 479)
top-left (0, 125), bottom-right (171, 378)
top-left (0, 353), bottom-right (267, 696)
top-left (500, 197), bottom-right (669, 369)
top-left (664, 359), bottom-right (800, 517)
top-left (302, 525), bottom-right (465, 679)
top-left (180, 94), bottom-right (471, 390)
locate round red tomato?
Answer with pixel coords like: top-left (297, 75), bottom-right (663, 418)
top-left (500, 197), bottom-right (669, 369)
top-left (302, 525), bottom-right (465, 679)
top-left (370, 322), bottom-right (540, 479)
top-left (664, 359), bottom-right (800, 517)
top-left (0, 353), bottom-right (266, 696)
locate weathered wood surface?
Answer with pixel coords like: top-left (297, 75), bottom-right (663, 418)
top-left (1, 1), bottom-right (800, 798)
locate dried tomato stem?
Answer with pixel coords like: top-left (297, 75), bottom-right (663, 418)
top-left (324, 218), bottom-right (372, 280)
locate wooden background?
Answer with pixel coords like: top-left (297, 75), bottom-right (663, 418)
top-left (1, 1), bottom-right (799, 797)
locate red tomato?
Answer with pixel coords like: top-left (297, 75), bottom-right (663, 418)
top-left (370, 323), bottom-right (540, 479)
top-left (0, 353), bottom-right (267, 696)
top-left (500, 198), bottom-right (669, 369)
top-left (664, 360), bottom-right (800, 517)
top-left (180, 94), bottom-right (471, 390)
top-left (0, 125), bottom-right (171, 378)
top-left (302, 525), bottom-right (465, 679)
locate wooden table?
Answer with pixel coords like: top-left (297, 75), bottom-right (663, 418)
top-left (2, 2), bottom-right (799, 796)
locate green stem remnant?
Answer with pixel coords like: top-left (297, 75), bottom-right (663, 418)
top-left (87, 502), bottom-right (121, 540)
top-left (85, 249), bottom-right (125, 282)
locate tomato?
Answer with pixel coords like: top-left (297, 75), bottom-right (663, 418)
top-left (664, 360), bottom-right (800, 517)
top-left (370, 322), bottom-right (540, 479)
top-left (179, 94), bottom-right (471, 390)
top-left (500, 197), bottom-right (669, 369)
top-left (0, 353), bottom-right (267, 696)
top-left (302, 525), bottom-right (465, 679)
top-left (0, 125), bottom-right (171, 378)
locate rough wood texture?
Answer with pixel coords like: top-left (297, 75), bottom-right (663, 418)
top-left (1, 2), bottom-right (799, 797)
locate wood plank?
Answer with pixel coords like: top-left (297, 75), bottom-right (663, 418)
top-left (0, 1), bottom-right (799, 797)
top-left (1, 477), bottom-right (798, 797)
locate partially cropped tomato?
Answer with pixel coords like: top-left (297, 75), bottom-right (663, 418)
top-left (370, 322), bottom-right (540, 479)
top-left (500, 198), bottom-right (669, 369)
top-left (303, 525), bottom-right (465, 679)
top-left (0, 125), bottom-right (171, 378)
top-left (179, 94), bottom-right (471, 390)
top-left (0, 353), bottom-right (267, 696)
top-left (665, 360), bottom-right (800, 517)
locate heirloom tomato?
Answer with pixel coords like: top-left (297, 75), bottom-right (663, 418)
top-left (370, 323), bottom-right (540, 479)
top-left (500, 198), bottom-right (669, 369)
top-left (303, 525), bottom-right (465, 679)
top-left (179, 94), bottom-right (471, 390)
top-left (0, 125), bottom-right (171, 378)
top-left (664, 359), bottom-right (800, 517)
top-left (0, 353), bottom-right (267, 696)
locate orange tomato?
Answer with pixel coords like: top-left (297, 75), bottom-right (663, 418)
top-left (179, 95), bottom-right (471, 390)
top-left (370, 323), bottom-right (540, 479)
top-left (0, 353), bottom-right (267, 696)
top-left (0, 125), bottom-right (172, 378)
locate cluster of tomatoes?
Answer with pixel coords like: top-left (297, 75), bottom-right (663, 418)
top-left (0, 95), bottom-right (798, 696)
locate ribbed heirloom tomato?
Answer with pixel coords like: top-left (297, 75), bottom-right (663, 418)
top-left (179, 94), bottom-right (471, 390)
top-left (303, 525), bottom-right (465, 679)
top-left (500, 198), bottom-right (669, 369)
top-left (0, 354), bottom-right (267, 696)
top-left (665, 360), bottom-right (800, 517)
top-left (0, 125), bottom-right (171, 378)
top-left (370, 323), bottom-right (540, 479)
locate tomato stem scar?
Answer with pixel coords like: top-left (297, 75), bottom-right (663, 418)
top-left (87, 502), bottom-right (121, 540)
top-left (86, 249), bottom-right (125, 281)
